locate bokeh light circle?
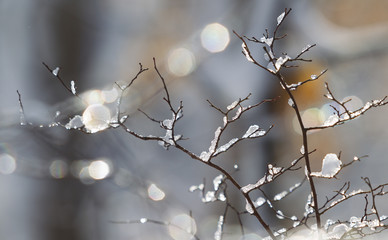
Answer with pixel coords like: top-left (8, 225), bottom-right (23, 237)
top-left (49, 159), bottom-right (68, 179)
top-left (89, 160), bottom-right (110, 180)
top-left (341, 95), bottom-right (363, 112)
top-left (201, 23), bottom-right (230, 53)
top-left (167, 48), bottom-right (196, 77)
top-left (168, 214), bottom-right (197, 240)
top-left (148, 183), bottom-right (165, 201)
top-left (82, 104), bottom-right (111, 133)
top-left (0, 153), bottom-right (16, 174)
top-left (102, 87), bottom-right (119, 103)
top-left (292, 108), bottom-right (325, 134)
top-left (83, 90), bottom-right (104, 105)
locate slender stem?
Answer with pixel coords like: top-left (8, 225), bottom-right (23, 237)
top-left (120, 58), bottom-right (278, 239)
top-left (277, 73), bottom-right (322, 231)
top-left (207, 159), bottom-right (277, 239)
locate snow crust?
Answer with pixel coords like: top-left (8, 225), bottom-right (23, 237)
top-left (241, 43), bottom-right (254, 62)
top-left (200, 127), bottom-right (221, 162)
top-left (241, 164), bottom-right (282, 193)
top-left (277, 12), bottom-right (285, 25)
top-left (311, 153), bottom-right (342, 178)
top-left (65, 115), bottom-right (83, 129)
top-left (52, 67), bottom-right (60, 76)
top-left (215, 138), bottom-right (238, 155)
top-left (242, 125), bottom-right (266, 138)
top-left (323, 114), bottom-right (339, 127)
top-left (288, 98), bottom-right (295, 107)
top-left (214, 215), bottom-right (224, 240)
top-left (70, 80), bottom-right (76, 95)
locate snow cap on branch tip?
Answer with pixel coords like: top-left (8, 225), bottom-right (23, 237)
top-left (241, 42), bottom-right (254, 62)
top-left (277, 12), bottom-right (285, 26)
top-left (52, 67), bottom-right (60, 76)
top-left (311, 153), bottom-right (342, 178)
top-left (242, 125), bottom-right (266, 138)
top-left (70, 80), bottom-right (76, 95)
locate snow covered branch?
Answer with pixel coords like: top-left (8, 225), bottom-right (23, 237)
top-left (17, 7), bottom-right (388, 240)
top-left (235, 7), bottom-right (388, 240)
top-left (306, 83), bottom-right (388, 131)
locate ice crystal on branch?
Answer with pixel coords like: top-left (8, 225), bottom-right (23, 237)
top-left (277, 12), bottom-right (285, 26)
top-left (226, 100), bottom-right (238, 110)
top-left (241, 42), bottom-right (254, 62)
top-left (70, 80), bottom-right (76, 95)
top-left (199, 127), bottom-right (221, 162)
top-left (214, 215), bottom-right (224, 240)
top-left (241, 164), bottom-right (283, 193)
top-left (65, 115), bottom-right (83, 130)
top-left (52, 67), bottom-right (60, 76)
top-left (274, 191), bottom-right (288, 201)
top-left (254, 197), bottom-right (266, 207)
top-left (158, 113), bottom-right (182, 149)
top-left (288, 98), bottom-right (295, 108)
top-left (323, 114), bottom-right (339, 127)
top-left (275, 55), bottom-right (290, 71)
top-left (245, 199), bottom-right (255, 214)
top-left (262, 37), bottom-right (274, 46)
top-left (189, 175), bottom-right (227, 203)
top-left (214, 138), bottom-right (238, 155)
top-left (242, 125), bottom-right (267, 138)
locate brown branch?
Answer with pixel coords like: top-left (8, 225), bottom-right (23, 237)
top-left (42, 62), bottom-right (81, 98)
top-left (271, 8), bottom-right (292, 52)
top-left (276, 71), bottom-right (322, 231)
top-left (233, 30), bottom-right (275, 74)
top-left (307, 83), bottom-right (388, 131)
top-left (153, 57), bottom-right (174, 112)
top-left (16, 90), bottom-right (28, 126)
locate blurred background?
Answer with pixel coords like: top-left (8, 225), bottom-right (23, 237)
top-left (1, 0), bottom-right (388, 239)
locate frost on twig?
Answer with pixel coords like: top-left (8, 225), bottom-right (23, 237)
top-left (242, 125), bottom-right (268, 138)
top-left (200, 94), bottom-right (275, 162)
top-left (70, 80), bottom-right (77, 95)
top-left (16, 90), bottom-right (27, 126)
top-left (158, 110), bottom-right (183, 149)
top-left (199, 127), bottom-right (222, 162)
top-left (189, 175), bottom-right (227, 203)
top-left (273, 179), bottom-right (305, 202)
top-left (240, 148), bottom-right (313, 195)
top-left (285, 69), bottom-right (327, 91)
top-left (307, 83), bottom-right (388, 131)
top-left (233, 13), bottom-right (388, 236)
top-left (313, 178), bottom-right (388, 239)
top-left (241, 42), bottom-right (254, 63)
top-left (116, 59), bottom-right (188, 148)
top-left (16, 89), bottom-right (63, 128)
top-left (109, 58), bottom-right (277, 240)
top-left (42, 62), bottom-right (81, 98)
top-left (16, 61), bottom-right (150, 134)
top-left (52, 67), bottom-right (60, 76)
top-left (214, 215), bottom-right (224, 240)
top-left (241, 164), bottom-right (283, 194)
top-left (234, 8), bottom-right (323, 76)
